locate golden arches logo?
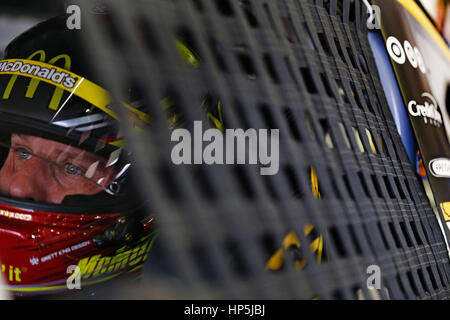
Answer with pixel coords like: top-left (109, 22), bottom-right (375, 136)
top-left (2, 50), bottom-right (71, 111)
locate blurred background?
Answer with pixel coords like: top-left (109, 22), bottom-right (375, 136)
top-left (0, 0), bottom-right (64, 57)
top-left (419, 0), bottom-right (450, 42)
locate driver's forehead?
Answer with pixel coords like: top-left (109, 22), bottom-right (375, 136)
top-left (11, 133), bottom-right (105, 164)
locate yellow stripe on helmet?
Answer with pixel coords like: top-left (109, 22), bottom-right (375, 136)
top-left (0, 59), bottom-right (150, 125)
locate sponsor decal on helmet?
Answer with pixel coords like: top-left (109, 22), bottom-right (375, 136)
top-left (0, 209), bottom-right (32, 222)
top-left (1, 264), bottom-right (24, 283)
top-left (39, 240), bottom-right (92, 264)
top-left (0, 60), bottom-right (77, 89)
top-left (1, 50), bottom-right (74, 111)
top-left (408, 92), bottom-right (442, 127)
top-left (429, 158), bottom-right (450, 178)
top-left (0, 235), bottom-right (155, 295)
top-left (0, 58), bottom-right (150, 128)
top-left (76, 234), bottom-right (155, 280)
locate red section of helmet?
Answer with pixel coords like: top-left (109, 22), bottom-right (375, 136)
top-left (0, 203), bottom-right (153, 297)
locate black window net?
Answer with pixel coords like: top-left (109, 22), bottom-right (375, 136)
top-left (74, 0), bottom-right (450, 299)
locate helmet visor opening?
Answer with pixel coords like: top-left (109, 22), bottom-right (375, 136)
top-left (0, 130), bottom-right (130, 207)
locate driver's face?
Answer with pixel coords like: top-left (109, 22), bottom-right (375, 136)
top-left (0, 133), bottom-right (116, 204)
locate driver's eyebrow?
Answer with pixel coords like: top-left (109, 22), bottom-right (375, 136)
top-left (11, 133), bottom-right (31, 145)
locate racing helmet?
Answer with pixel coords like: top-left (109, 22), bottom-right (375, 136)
top-left (0, 15), bottom-right (154, 297)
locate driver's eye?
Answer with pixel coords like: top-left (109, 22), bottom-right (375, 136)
top-left (17, 148), bottom-right (32, 160)
top-left (65, 164), bottom-right (81, 176)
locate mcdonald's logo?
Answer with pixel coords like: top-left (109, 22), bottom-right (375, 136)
top-left (0, 52), bottom-right (150, 128)
top-left (0, 50), bottom-right (77, 111)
